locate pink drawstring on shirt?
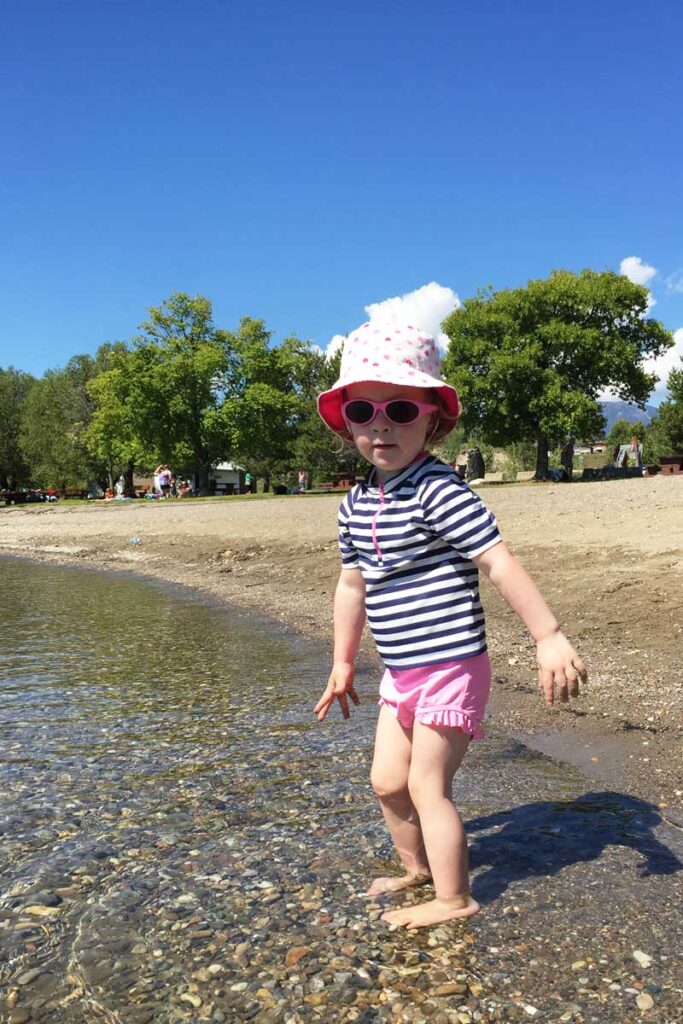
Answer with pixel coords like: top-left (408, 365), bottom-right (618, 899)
top-left (371, 482), bottom-right (385, 563)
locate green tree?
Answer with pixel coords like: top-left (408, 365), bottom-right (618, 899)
top-left (442, 270), bottom-right (674, 479)
top-left (19, 354), bottom-right (106, 491)
top-left (85, 343), bottom-right (155, 489)
top-left (288, 343), bottom-right (358, 485)
top-left (0, 367), bottom-right (35, 489)
top-left (127, 293), bottom-right (239, 494)
top-left (644, 360), bottom-right (683, 460)
top-left (223, 321), bottom-right (350, 489)
top-left (219, 319), bottom-right (302, 490)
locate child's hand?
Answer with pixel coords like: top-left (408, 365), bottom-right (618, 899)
top-left (314, 662), bottom-right (361, 721)
top-left (536, 630), bottom-right (588, 704)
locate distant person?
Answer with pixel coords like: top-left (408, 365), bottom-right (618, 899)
top-left (560, 438), bottom-right (575, 481)
top-left (244, 471), bottom-right (252, 493)
top-left (314, 320), bottom-right (588, 930)
top-left (156, 465), bottom-right (173, 498)
top-left (178, 480), bottom-right (193, 498)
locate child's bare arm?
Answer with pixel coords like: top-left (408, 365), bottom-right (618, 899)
top-left (315, 568), bottom-right (366, 721)
top-left (473, 541), bottom-right (588, 704)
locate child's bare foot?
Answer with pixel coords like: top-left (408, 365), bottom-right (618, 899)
top-left (381, 894), bottom-right (480, 929)
top-left (367, 872), bottom-right (432, 897)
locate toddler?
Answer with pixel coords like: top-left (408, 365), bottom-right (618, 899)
top-left (314, 321), bottom-right (587, 929)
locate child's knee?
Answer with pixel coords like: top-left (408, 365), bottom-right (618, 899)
top-left (371, 765), bottom-right (409, 802)
top-left (407, 771), bottom-right (443, 811)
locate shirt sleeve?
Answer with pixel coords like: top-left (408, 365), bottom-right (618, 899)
top-left (338, 496), bottom-right (360, 569)
top-left (420, 474), bottom-right (501, 559)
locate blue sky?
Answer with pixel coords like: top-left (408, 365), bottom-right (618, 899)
top-left (1, 0), bottom-right (682, 397)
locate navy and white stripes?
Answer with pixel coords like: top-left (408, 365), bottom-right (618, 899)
top-left (338, 455), bottom-right (501, 669)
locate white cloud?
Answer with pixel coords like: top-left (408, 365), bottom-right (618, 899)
top-left (324, 281), bottom-right (461, 358)
top-left (665, 269), bottom-right (683, 294)
top-left (365, 282), bottom-right (461, 352)
top-left (325, 334), bottom-right (346, 359)
top-left (619, 256), bottom-right (657, 313)
top-left (620, 256), bottom-right (657, 286)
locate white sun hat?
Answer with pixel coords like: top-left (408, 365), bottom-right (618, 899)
top-left (317, 321), bottom-right (460, 441)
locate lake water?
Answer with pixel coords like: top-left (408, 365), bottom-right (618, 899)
top-left (2, 557), bottom-right (681, 1024)
top-left (0, 557), bottom-right (387, 1021)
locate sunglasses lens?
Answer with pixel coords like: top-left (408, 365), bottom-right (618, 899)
top-left (386, 400), bottom-right (420, 423)
top-left (344, 400), bottom-right (375, 424)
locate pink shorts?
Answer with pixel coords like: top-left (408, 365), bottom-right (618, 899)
top-left (378, 652), bottom-right (491, 739)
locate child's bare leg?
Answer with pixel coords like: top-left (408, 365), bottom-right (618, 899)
top-left (382, 722), bottom-right (479, 928)
top-left (368, 706), bottom-right (432, 895)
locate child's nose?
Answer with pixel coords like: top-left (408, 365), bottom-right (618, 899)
top-left (372, 411), bottom-right (392, 431)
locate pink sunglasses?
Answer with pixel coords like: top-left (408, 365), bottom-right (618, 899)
top-left (342, 398), bottom-right (438, 426)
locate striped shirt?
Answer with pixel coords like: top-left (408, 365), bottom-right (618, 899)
top-left (338, 455), bottom-right (501, 669)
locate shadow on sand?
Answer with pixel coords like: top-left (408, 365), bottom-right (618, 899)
top-left (467, 790), bottom-right (682, 905)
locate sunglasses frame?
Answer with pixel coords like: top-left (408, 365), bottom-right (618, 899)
top-left (341, 397), bottom-right (439, 427)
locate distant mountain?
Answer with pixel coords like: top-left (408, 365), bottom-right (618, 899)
top-left (599, 400), bottom-right (658, 434)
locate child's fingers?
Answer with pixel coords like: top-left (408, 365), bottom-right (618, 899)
top-left (565, 664), bottom-right (581, 697)
top-left (554, 668), bottom-right (569, 703)
top-left (314, 689), bottom-right (335, 719)
top-left (574, 656), bottom-right (588, 683)
top-left (315, 682), bottom-right (359, 721)
top-left (539, 667), bottom-right (555, 704)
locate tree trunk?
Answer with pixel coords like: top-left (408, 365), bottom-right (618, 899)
top-left (560, 438), bottom-right (574, 481)
top-left (197, 464), bottom-right (210, 496)
top-left (534, 433), bottom-right (550, 480)
top-left (263, 470), bottom-right (270, 493)
top-left (123, 460), bottom-right (135, 497)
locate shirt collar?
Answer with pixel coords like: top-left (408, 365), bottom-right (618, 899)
top-left (364, 452), bottom-right (434, 494)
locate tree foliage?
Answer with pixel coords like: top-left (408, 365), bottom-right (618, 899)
top-left (442, 270), bottom-right (674, 478)
top-left (84, 343), bottom-right (154, 487)
top-left (606, 418), bottom-right (647, 449)
top-left (19, 353), bottom-right (110, 490)
top-left (82, 300), bottom-right (351, 492)
top-left (0, 366), bottom-right (35, 489)
top-left (643, 360), bottom-right (683, 460)
top-left (127, 293), bottom-right (239, 493)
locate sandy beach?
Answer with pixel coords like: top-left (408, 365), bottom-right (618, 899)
top-left (2, 475), bottom-right (682, 811)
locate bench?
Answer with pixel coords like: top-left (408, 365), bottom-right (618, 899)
top-left (660, 455), bottom-right (683, 475)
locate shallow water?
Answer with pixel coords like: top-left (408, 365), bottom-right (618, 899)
top-left (1, 558), bottom-right (682, 1024)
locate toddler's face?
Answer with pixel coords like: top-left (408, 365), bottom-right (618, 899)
top-left (344, 382), bottom-right (437, 483)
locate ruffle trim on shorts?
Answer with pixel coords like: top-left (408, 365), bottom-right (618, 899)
top-left (415, 709), bottom-right (486, 740)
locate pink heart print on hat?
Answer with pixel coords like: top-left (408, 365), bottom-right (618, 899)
top-left (339, 323), bottom-right (443, 385)
top-left (317, 320), bottom-right (461, 443)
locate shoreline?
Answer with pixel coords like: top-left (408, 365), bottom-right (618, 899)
top-left (1, 475), bottom-right (682, 814)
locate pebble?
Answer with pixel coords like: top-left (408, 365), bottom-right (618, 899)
top-left (16, 969), bottom-right (44, 987)
top-left (636, 992), bottom-right (655, 1011)
top-left (633, 949), bottom-right (653, 968)
top-left (180, 992), bottom-right (202, 1008)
